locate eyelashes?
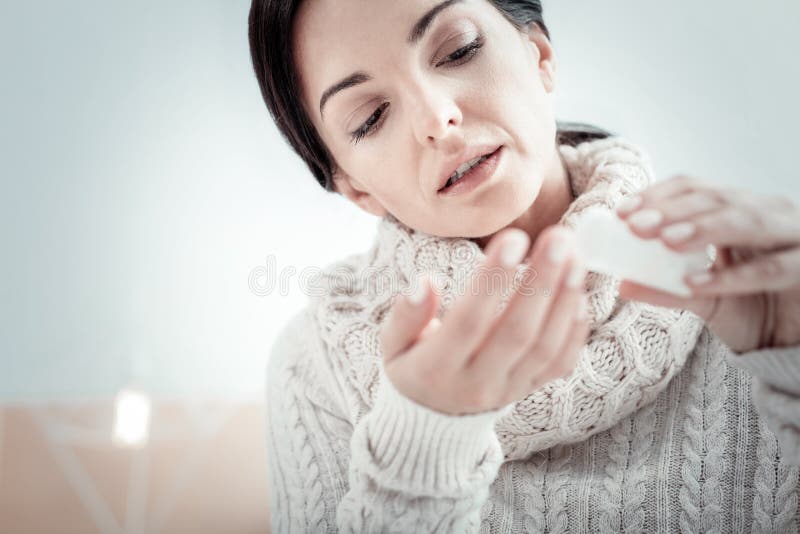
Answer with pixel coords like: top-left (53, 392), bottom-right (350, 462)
top-left (350, 102), bottom-right (389, 145)
top-left (348, 36), bottom-right (485, 145)
top-left (435, 35), bottom-right (484, 68)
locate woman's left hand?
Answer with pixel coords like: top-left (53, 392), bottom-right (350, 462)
top-left (614, 175), bottom-right (800, 353)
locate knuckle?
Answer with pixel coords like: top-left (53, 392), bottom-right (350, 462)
top-left (502, 319), bottom-right (533, 348)
top-left (751, 256), bottom-right (784, 279)
top-left (710, 188), bottom-right (731, 206)
top-left (454, 312), bottom-right (481, 338)
top-left (745, 206), bottom-right (769, 234)
top-left (718, 208), bottom-right (740, 230)
top-left (670, 174), bottom-right (704, 193)
top-left (695, 189), bottom-right (724, 210)
top-left (675, 174), bottom-right (697, 188)
top-left (727, 188), bottom-right (746, 205)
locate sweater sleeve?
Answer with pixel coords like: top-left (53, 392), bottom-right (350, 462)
top-left (726, 345), bottom-right (800, 465)
top-left (266, 312), bottom-right (509, 533)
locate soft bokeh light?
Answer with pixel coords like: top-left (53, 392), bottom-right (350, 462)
top-left (112, 388), bottom-right (152, 447)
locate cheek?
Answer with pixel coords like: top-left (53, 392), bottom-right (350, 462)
top-left (352, 144), bottom-right (419, 199)
top-left (478, 50), bottom-right (548, 119)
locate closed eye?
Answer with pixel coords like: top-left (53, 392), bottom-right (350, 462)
top-left (435, 35), bottom-right (484, 68)
top-left (349, 102), bottom-right (390, 145)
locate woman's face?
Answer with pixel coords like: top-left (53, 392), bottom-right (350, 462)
top-left (293, 0), bottom-right (562, 238)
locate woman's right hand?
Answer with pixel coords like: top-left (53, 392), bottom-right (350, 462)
top-left (380, 227), bottom-right (591, 416)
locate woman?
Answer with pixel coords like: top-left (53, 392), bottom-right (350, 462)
top-left (249, 0), bottom-right (800, 531)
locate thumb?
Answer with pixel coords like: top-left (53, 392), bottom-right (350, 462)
top-left (380, 274), bottom-right (438, 362)
top-left (618, 279), bottom-right (714, 319)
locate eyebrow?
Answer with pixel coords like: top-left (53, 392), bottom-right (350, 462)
top-left (318, 0), bottom-right (464, 118)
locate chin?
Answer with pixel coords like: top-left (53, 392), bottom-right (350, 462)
top-left (418, 173), bottom-right (542, 239)
top-left (472, 175), bottom-right (542, 236)
top-left (448, 196), bottom-right (536, 241)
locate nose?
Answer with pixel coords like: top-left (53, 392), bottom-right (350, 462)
top-left (408, 82), bottom-right (463, 147)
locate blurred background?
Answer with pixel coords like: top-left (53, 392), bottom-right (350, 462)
top-left (0, 0), bottom-right (798, 532)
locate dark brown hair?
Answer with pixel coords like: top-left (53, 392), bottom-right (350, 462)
top-left (248, 0), bottom-right (610, 192)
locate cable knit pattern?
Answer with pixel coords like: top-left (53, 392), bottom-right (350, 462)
top-left (752, 416), bottom-right (799, 533)
top-left (267, 326), bottom-right (331, 532)
top-left (287, 365), bottom-right (329, 533)
top-left (728, 345), bottom-right (800, 466)
top-left (597, 399), bottom-right (656, 534)
top-left (544, 445), bottom-right (572, 533)
top-left (678, 328), bottom-right (728, 533)
top-left (265, 137), bottom-right (800, 533)
top-left (519, 453), bottom-right (547, 533)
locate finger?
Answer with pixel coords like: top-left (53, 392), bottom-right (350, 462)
top-left (685, 247), bottom-right (800, 295)
top-left (507, 254), bottom-right (586, 374)
top-left (665, 205), bottom-right (800, 253)
top-left (619, 279), bottom-right (687, 308)
top-left (418, 317), bottom-right (442, 341)
top-left (538, 310), bottom-right (591, 384)
top-left (618, 279), bottom-right (717, 318)
top-left (622, 190), bottom-right (724, 240)
top-left (509, 298), bottom-right (590, 395)
top-left (380, 274), bottom-right (438, 361)
top-left (430, 228), bottom-right (531, 366)
top-left (616, 175), bottom-right (701, 216)
top-left (466, 227), bottom-right (578, 373)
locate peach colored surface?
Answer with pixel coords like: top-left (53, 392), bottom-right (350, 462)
top-left (0, 402), bottom-right (270, 534)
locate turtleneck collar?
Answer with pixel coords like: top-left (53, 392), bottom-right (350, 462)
top-left (310, 137), bottom-right (706, 459)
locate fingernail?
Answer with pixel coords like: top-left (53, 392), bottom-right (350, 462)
top-left (687, 271), bottom-right (713, 286)
top-left (408, 273), bottom-right (428, 305)
top-left (616, 195), bottom-right (642, 214)
top-left (548, 238), bottom-right (569, 264)
top-left (628, 209), bottom-right (663, 231)
top-left (500, 231), bottom-right (529, 268)
top-left (566, 261), bottom-right (586, 288)
top-left (661, 222), bottom-right (696, 243)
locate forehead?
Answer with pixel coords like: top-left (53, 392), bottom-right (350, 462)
top-left (292, 0), bottom-right (481, 109)
top-left (293, 0), bottom-right (445, 56)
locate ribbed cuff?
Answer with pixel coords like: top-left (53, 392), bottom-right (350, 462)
top-left (351, 366), bottom-right (510, 497)
top-left (727, 345), bottom-right (800, 395)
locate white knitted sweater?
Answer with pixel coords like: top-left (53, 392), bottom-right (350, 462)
top-left (266, 138), bottom-right (800, 533)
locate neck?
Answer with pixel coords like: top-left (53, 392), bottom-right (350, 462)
top-left (475, 151), bottom-right (572, 250)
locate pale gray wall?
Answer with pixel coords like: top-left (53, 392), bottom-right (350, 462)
top-left (1, 1), bottom-right (798, 400)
